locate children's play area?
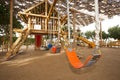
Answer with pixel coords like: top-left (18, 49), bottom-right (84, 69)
top-left (0, 0), bottom-right (120, 80)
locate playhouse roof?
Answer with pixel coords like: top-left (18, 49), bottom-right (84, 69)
top-left (5, 0), bottom-right (120, 26)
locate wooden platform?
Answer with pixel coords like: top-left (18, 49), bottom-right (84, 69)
top-left (107, 40), bottom-right (120, 47)
top-left (13, 29), bottom-right (58, 35)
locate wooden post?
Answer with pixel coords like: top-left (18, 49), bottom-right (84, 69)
top-left (45, 0), bottom-right (48, 31)
top-left (100, 21), bottom-right (102, 47)
top-left (73, 12), bottom-right (76, 47)
top-left (67, 0), bottom-right (71, 41)
top-left (57, 1), bottom-right (61, 40)
top-left (28, 16), bottom-right (31, 29)
top-left (10, 0), bottom-right (13, 47)
top-left (73, 0), bottom-right (76, 47)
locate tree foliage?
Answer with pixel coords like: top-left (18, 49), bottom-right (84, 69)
top-left (0, 1), bottom-right (23, 44)
top-left (108, 25), bottom-right (120, 40)
top-left (102, 31), bottom-right (109, 40)
top-left (61, 25), bottom-right (73, 32)
top-left (85, 30), bottom-right (95, 39)
top-left (0, 1), bottom-right (23, 30)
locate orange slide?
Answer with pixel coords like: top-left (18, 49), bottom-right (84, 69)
top-left (65, 48), bottom-right (101, 69)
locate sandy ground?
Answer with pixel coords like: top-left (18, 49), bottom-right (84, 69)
top-left (0, 45), bottom-right (120, 80)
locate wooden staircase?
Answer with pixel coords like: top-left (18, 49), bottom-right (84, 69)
top-left (5, 27), bottom-right (30, 60)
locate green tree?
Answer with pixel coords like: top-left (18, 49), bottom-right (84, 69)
top-left (108, 25), bottom-right (120, 40)
top-left (85, 30), bottom-right (95, 40)
top-left (61, 25), bottom-right (73, 33)
top-left (0, 1), bottom-right (23, 44)
top-left (102, 31), bottom-right (109, 41)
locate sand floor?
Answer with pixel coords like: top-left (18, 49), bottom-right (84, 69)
top-left (0, 45), bottom-right (120, 80)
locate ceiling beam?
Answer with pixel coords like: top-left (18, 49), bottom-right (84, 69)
top-left (85, 15), bottom-right (90, 25)
top-left (70, 7), bottom-right (108, 19)
top-left (75, 18), bottom-right (82, 25)
top-left (57, 4), bottom-right (107, 20)
top-left (78, 17), bottom-right (87, 26)
top-left (59, 0), bottom-right (74, 25)
top-left (24, 1), bottom-right (45, 13)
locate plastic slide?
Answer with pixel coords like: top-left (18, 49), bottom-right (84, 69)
top-left (78, 36), bottom-right (95, 48)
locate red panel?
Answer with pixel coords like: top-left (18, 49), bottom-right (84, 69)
top-left (35, 34), bottom-right (42, 48)
top-left (51, 46), bottom-right (57, 53)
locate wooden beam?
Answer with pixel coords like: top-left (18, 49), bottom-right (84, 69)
top-left (59, 0), bottom-right (74, 25)
top-left (85, 15), bottom-right (90, 25)
top-left (19, 14), bottom-right (27, 23)
top-left (60, 15), bottom-right (67, 24)
top-left (47, 0), bottom-right (58, 21)
top-left (100, 21), bottom-right (102, 46)
top-left (78, 17), bottom-right (87, 26)
top-left (18, 12), bottom-right (59, 19)
top-left (19, 12), bottom-right (46, 17)
top-left (73, 7), bottom-right (76, 47)
top-left (24, 1), bottom-right (45, 13)
top-left (45, 0), bottom-right (48, 31)
top-left (57, 3), bottom-right (107, 20)
top-left (91, 17), bottom-right (95, 22)
top-left (28, 16), bottom-right (31, 29)
top-left (30, 29), bottom-right (58, 35)
top-left (75, 19), bottom-right (82, 25)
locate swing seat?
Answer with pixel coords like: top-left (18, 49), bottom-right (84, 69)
top-left (65, 48), bottom-right (101, 69)
top-left (51, 46), bottom-right (57, 53)
top-left (40, 46), bottom-right (48, 50)
top-left (84, 54), bottom-right (101, 67)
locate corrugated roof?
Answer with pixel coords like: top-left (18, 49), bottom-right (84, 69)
top-left (6, 0), bottom-right (120, 26)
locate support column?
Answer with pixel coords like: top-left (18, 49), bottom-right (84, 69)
top-left (57, 1), bottom-right (61, 40)
top-left (10, 0), bottom-right (13, 47)
top-left (95, 0), bottom-right (100, 49)
top-left (45, 0), bottom-right (48, 31)
top-left (67, 0), bottom-right (70, 41)
top-left (73, 0), bottom-right (76, 47)
top-left (35, 34), bottom-right (42, 50)
top-left (100, 21), bottom-right (102, 47)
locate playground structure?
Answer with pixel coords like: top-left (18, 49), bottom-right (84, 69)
top-left (3, 0), bottom-right (102, 69)
top-left (6, 1), bottom-right (59, 59)
top-left (1, 1), bottom-right (120, 80)
top-left (2, 0), bottom-right (119, 69)
top-left (107, 40), bottom-right (120, 47)
top-left (60, 29), bottom-right (95, 48)
top-left (98, 40), bottom-right (120, 48)
top-left (5, 0), bottom-right (97, 60)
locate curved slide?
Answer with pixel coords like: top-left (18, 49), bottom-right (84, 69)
top-left (78, 36), bottom-right (95, 48)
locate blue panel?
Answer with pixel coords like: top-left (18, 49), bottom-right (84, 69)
top-left (84, 54), bottom-right (101, 67)
top-left (85, 60), bottom-right (96, 67)
top-left (47, 43), bottom-right (52, 49)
